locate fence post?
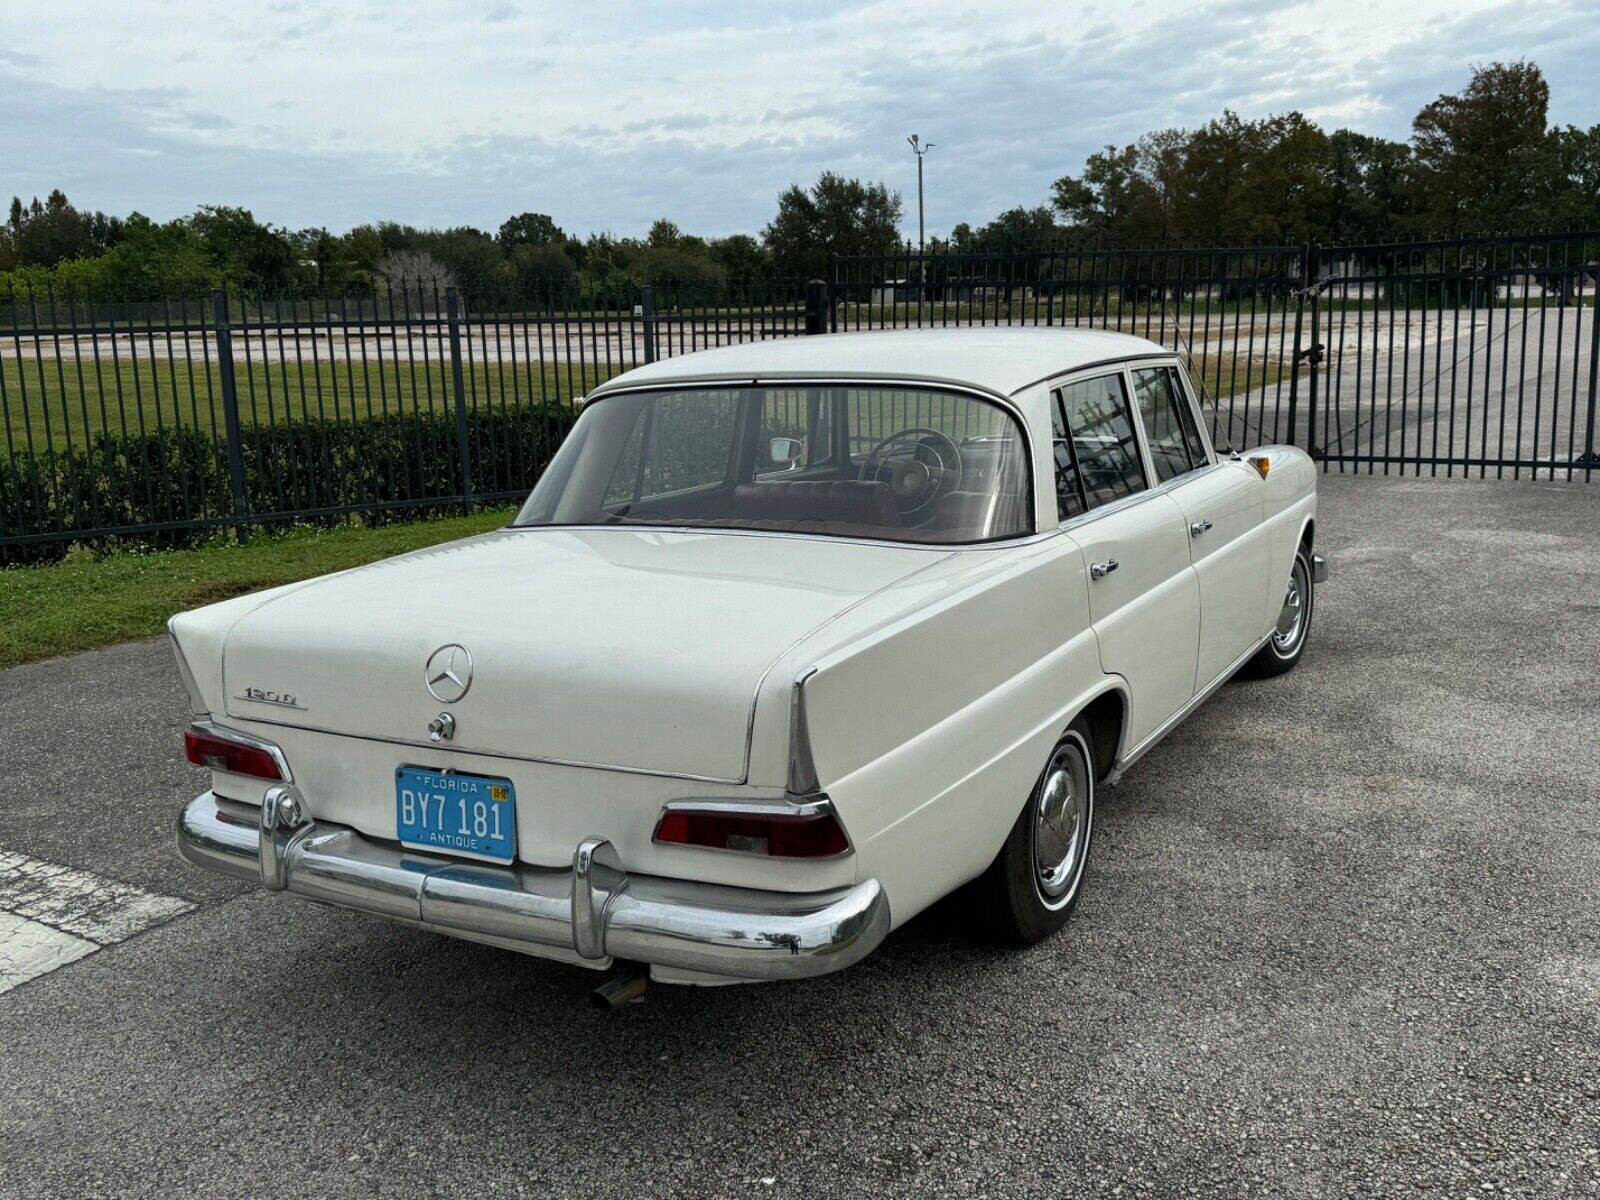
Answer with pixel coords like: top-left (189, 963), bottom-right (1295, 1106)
top-left (445, 287), bottom-right (473, 514)
top-left (211, 288), bottom-right (250, 545)
top-left (805, 279), bottom-right (829, 335)
top-left (1285, 245), bottom-right (1309, 450)
top-left (1584, 269), bottom-right (1599, 478)
top-left (1306, 256), bottom-right (1321, 461)
top-left (641, 286), bottom-right (658, 363)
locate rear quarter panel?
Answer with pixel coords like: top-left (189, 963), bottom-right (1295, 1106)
top-left (797, 536), bottom-right (1114, 928)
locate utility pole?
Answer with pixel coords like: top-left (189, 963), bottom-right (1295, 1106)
top-left (907, 134), bottom-right (933, 255)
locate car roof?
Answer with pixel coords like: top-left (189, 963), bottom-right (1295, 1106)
top-left (589, 327), bottom-right (1173, 399)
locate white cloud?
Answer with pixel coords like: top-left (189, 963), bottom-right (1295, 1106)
top-left (0, 0), bottom-right (1595, 236)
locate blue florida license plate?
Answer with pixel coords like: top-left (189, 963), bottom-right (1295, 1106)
top-left (395, 766), bottom-right (517, 864)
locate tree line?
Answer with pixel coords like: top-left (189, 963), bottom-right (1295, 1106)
top-left (0, 174), bottom-right (902, 299)
top-left (1, 60), bottom-right (1593, 300)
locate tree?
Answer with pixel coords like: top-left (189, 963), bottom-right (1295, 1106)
top-left (646, 219), bottom-right (683, 248)
top-left (507, 243), bottom-right (578, 294)
top-left (410, 226), bottom-right (502, 294)
top-left (763, 173), bottom-right (903, 278)
top-left (378, 249), bottom-right (456, 295)
top-left (187, 205), bottom-right (295, 290)
top-left (1051, 143), bottom-right (1170, 242)
top-left (2, 189), bottom-right (123, 270)
top-left (1322, 130), bottom-right (1413, 243)
top-left (708, 233), bottom-right (768, 281)
top-left (1410, 60), bottom-right (1550, 231)
top-left (966, 207), bottom-right (1063, 254)
top-left (497, 212), bottom-right (564, 249)
top-left (1526, 124), bottom-right (1600, 229)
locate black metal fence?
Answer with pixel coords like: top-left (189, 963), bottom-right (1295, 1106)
top-left (0, 281), bottom-right (806, 562)
top-left (3, 231), bottom-right (1597, 562)
top-left (832, 233), bottom-right (1599, 478)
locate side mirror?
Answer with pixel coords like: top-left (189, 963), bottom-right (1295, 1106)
top-left (768, 436), bottom-right (803, 469)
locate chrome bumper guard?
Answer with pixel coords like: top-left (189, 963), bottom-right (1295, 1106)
top-left (1312, 553), bottom-right (1329, 583)
top-left (177, 790), bottom-right (889, 982)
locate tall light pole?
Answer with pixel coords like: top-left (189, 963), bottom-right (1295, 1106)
top-left (907, 134), bottom-right (933, 255)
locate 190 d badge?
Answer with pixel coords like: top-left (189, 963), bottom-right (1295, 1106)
top-left (235, 686), bottom-right (304, 710)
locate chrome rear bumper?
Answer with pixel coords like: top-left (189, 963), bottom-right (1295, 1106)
top-left (177, 790), bottom-right (889, 983)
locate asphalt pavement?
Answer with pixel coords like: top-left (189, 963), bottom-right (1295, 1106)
top-left (1, 474), bottom-right (1598, 1198)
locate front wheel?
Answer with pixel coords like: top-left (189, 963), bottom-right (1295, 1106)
top-left (978, 720), bottom-right (1096, 945)
top-left (1242, 543), bottom-right (1315, 678)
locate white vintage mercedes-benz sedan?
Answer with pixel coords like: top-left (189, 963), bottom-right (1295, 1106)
top-left (171, 328), bottom-right (1326, 996)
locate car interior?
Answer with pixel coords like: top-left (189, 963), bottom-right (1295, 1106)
top-left (519, 385), bottom-right (1034, 544)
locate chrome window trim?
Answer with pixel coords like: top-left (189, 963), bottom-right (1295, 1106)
top-left (1048, 364), bottom-right (1156, 531)
top-left (1009, 350), bottom-right (1181, 398)
top-left (526, 376), bottom-right (1039, 548)
top-left (1168, 361), bottom-right (1219, 463)
top-left (1126, 362), bottom-right (1211, 486)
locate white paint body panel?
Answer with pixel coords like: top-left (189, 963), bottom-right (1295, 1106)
top-left (167, 332), bottom-right (1320, 942)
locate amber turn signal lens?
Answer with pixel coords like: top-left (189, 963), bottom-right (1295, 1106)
top-left (1249, 455), bottom-right (1270, 478)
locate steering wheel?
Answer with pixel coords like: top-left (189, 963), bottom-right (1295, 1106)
top-left (857, 427), bottom-right (963, 519)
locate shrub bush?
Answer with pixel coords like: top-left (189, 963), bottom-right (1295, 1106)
top-left (0, 399), bottom-right (578, 566)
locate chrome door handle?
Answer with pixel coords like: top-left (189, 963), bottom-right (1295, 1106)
top-left (1190, 519), bottom-right (1213, 537)
top-left (1090, 559), bottom-right (1119, 580)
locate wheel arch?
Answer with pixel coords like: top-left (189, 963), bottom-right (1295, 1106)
top-left (1070, 679), bottom-right (1129, 784)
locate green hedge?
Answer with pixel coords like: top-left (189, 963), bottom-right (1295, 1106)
top-left (1, 400), bottom-right (578, 565)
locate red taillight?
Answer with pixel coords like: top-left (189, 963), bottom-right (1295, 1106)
top-left (184, 726), bottom-right (283, 781)
top-left (654, 806), bottom-right (850, 859)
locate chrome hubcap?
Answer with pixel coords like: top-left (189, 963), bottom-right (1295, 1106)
top-left (1033, 740), bottom-right (1091, 903)
top-left (1273, 558), bottom-right (1310, 651)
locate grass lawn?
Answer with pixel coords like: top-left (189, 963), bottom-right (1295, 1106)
top-left (2, 357), bottom-right (608, 450)
top-left (0, 506), bottom-right (516, 670)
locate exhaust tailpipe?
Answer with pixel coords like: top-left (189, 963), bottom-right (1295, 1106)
top-left (591, 967), bottom-right (648, 1010)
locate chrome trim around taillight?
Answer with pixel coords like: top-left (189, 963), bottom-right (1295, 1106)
top-left (190, 720), bottom-right (294, 784)
top-left (652, 794), bottom-right (854, 858)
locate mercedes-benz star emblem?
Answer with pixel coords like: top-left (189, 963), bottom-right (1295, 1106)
top-left (424, 644), bottom-right (473, 704)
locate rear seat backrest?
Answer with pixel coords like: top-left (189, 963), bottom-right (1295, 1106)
top-left (732, 480), bottom-right (901, 529)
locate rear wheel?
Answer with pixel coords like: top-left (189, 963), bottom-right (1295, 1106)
top-left (978, 720), bottom-right (1095, 945)
top-left (1242, 543), bottom-right (1315, 678)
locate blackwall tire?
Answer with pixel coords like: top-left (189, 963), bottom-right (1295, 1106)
top-left (1241, 543), bottom-right (1315, 679)
top-left (979, 719), bottom-right (1096, 946)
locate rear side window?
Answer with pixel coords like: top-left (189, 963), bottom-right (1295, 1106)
top-left (1053, 374), bottom-right (1147, 515)
top-left (1131, 367), bottom-right (1206, 483)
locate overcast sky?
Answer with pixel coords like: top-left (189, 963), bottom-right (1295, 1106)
top-left (2, 0), bottom-right (1596, 241)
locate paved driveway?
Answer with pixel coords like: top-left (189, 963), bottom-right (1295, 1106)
top-left (1, 475), bottom-right (1598, 1198)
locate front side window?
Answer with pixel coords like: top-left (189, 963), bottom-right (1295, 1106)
top-left (516, 384), bottom-right (1032, 545)
top-left (1054, 374), bottom-right (1146, 512)
top-left (1131, 367), bottom-right (1207, 483)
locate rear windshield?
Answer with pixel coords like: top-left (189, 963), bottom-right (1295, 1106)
top-left (513, 384), bottom-right (1033, 544)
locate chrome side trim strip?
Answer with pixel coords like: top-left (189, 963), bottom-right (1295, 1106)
top-left (176, 792), bottom-right (891, 983)
top-left (786, 666), bottom-right (820, 796)
top-left (167, 622), bottom-right (208, 718)
top-left (1105, 633), bottom-right (1272, 784)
